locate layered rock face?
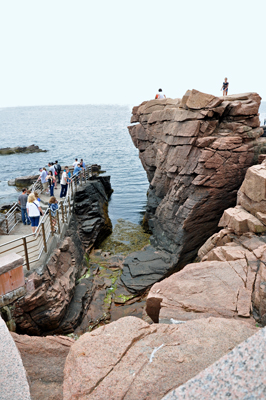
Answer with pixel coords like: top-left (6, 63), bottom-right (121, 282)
top-left (146, 161), bottom-right (266, 326)
top-left (129, 90), bottom-right (266, 269)
top-left (13, 237), bottom-right (85, 335)
top-left (63, 316), bottom-right (257, 400)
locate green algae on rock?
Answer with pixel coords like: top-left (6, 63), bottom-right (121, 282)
top-left (100, 218), bottom-right (150, 256)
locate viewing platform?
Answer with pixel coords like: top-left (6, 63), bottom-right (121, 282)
top-left (0, 165), bottom-right (97, 274)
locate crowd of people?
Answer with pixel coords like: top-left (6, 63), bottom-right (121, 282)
top-left (18, 158), bottom-right (86, 234)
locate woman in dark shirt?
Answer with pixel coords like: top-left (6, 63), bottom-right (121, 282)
top-left (221, 77), bottom-right (229, 96)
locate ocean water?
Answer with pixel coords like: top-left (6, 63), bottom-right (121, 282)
top-left (0, 105), bottom-right (149, 225)
top-left (0, 101), bottom-right (266, 226)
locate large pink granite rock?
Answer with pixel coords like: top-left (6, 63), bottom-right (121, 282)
top-left (12, 333), bottom-right (74, 400)
top-left (0, 316), bottom-right (31, 400)
top-left (162, 326), bottom-right (266, 400)
top-left (146, 254), bottom-right (257, 323)
top-left (63, 316), bottom-right (257, 400)
top-left (126, 90), bottom-right (265, 286)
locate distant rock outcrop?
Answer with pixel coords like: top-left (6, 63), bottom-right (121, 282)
top-left (0, 144), bottom-right (47, 155)
top-left (146, 161), bottom-right (266, 326)
top-left (128, 91), bottom-right (266, 276)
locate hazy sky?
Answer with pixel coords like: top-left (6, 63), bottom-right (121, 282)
top-left (1, 0), bottom-right (265, 108)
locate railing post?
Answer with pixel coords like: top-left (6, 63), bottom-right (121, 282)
top-left (61, 201), bottom-right (65, 223)
top-left (41, 222), bottom-right (47, 252)
top-left (74, 176), bottom-right (77, 191)
top-left (56, 210), bottom-right (61, 234)
top-left (71, 180), bottom-right (74, 198)
top-left (5, 216), bottom-right (8, 234)
top-left (49, 209), bottom-right (54, 236)
top-left (80, 171), bottom-right (83, 186)
top-left (22, 237), bottom-right (30, 270)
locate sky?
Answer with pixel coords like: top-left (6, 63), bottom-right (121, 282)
top-left (0, 0), bottom-right (266, 108)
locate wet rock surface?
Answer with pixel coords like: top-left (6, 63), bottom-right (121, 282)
top-left (73, 248), bottom-right (151, 336)
top-left (63, 316), bottom-right (257, 400)
top-left (13, 174), bottom-right (39, 187)
top-left (121, 245), bottom-right (174, 293)
top-left (129, 91), bottom-right (266, 272)
top-left (12, 332), bottom-right (74, 400)
top-left (0, 144), bottom-right (47, 155)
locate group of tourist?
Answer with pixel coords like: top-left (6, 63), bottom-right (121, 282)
top-left (38, 160), bottom-right (61, 197)
top-left (38, 158), bottom-right (86, 198)
top-left (18, 188), bottom-right (59, 234)
top-left (18, 158), bottom-right (86, 234)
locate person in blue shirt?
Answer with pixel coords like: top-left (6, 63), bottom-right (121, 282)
top-left (80, 159), bottom-right (85, 168)
top-left (73, 163), bottom-right (82, 176)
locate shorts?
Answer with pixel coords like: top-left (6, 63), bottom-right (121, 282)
top-left (30, 216), bottom-right (40, 227)
top-left (42, 181), bottom-right (48, 190)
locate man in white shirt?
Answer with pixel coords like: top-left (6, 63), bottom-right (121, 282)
top-left (155, 88), bottom-right (166, 99)
top-left (73, 159), bottom-right (79, 168)
top-left (60, 167), bottom-right (69, 198)
top-left (38, 168), bottom-right (49, 194)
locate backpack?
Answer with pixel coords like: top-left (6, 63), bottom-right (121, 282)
top-left (55, 164), bottom-right (61, 173)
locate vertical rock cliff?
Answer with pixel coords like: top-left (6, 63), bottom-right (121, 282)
top-left (128, 90), bottom-right (266, 271)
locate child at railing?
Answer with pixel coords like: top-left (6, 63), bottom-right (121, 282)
top-left (48, 196), bottom-right (58, 233)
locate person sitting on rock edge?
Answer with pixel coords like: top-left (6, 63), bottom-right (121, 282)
top-left (155, 88), bottom-right (166, 99)
top-left (221, 77), bottom-right (229, 96)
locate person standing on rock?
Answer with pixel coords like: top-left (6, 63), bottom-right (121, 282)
top-left (155, 88), bottom-right (166, 99)
top-left (18, 188), bottom-right (31, 225)
top-left (60, 167), bottom-right (69, 198)
top-left (221, 78), bottom-right (229, 96)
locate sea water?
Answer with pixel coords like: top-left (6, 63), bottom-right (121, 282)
top-left (0, 102), bottom-right (266, 225)
top-left (0, 104), bottom-right (149, 225)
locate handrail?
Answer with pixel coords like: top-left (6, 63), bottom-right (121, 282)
top-left (0, 164), bottom-right (93, 270)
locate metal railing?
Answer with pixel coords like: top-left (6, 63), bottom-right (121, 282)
top-left (1, 203), bottom-right (21, 234)
top-left (0, 165), bottom-right (93, 270)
